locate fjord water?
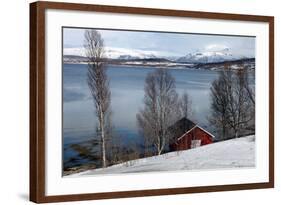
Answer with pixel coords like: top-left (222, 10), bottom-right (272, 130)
top-left (63, 63), bottom-right (220, 167)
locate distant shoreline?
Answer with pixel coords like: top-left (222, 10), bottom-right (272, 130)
top-left (63, 58), bottom-right (255, 71)
top-left (63, 62), bottom-right (195, 70)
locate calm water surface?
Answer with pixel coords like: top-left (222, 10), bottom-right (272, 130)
top-left (63, 64), bottom-right (221, 167)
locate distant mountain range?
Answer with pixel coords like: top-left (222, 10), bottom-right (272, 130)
top-left (64, 47), bottom-right (160, 60)
top-left (177, 48), bottom-right (248, 63)
top-left (63, 46), bottom-right (255, 70)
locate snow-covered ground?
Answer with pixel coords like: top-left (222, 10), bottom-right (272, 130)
top-left (68, 135), bottom-right (255, 177)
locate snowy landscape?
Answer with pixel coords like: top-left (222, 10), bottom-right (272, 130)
top-left (62, 28), bottom-right (255, 176)
top-left (68, 135), bottom-right (255, 176)
top-left (63, 46), bottom-right (255, 70)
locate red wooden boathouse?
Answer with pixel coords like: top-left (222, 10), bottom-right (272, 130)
top-left (169, 118), bottom-right (215, 151)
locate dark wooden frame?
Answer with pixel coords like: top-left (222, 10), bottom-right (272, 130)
top-left (30, 1), bottom-right (274, 203)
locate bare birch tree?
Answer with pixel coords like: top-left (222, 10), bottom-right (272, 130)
top-left (209, 64), bottom-right (254, 139)
top-left (209, 67), bottom-right (231, 140)
top-left (226, 68), bottom-right (253, 138)
top-left (244, 69), bottom-right (255, 105)
top-left (244, 69), bottom-right (255, 132)
top-left (84, 29), bottom-right (111, 167)
top-left (179, 92), bottom-right (192, 119)
top-left (137, 68), bottom-right (180, 155)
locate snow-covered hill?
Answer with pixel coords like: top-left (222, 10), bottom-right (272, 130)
top-left (63, 47), bottom-right (176, 60)
top-left (105, 47), bottom-right (157, 59)
top-left (68, 135), bottom-right (255, 176)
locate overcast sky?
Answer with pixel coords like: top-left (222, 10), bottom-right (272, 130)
top-left (63, 27), bottom-right (255, 57)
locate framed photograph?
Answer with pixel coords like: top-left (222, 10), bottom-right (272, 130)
top-left (30, 1), bottom-right (274, 203)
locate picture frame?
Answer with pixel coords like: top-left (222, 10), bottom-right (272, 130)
top-left (30, 1), bottom-right (274, 203)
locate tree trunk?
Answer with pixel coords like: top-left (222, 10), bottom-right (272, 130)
top-left (222, 125), bottom-right (226, 140)
top-left (157, 135), bottom-right (161, 155)
top-left (100, 110), bottom-right (106, 167)
top-left (234, 128), bottom-right (238, 138)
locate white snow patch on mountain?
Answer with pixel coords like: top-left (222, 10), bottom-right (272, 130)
top-left (68, 135), bottom-right (255, 176)
top-left (63, 47), bottom-right (85, 56)
top-left (63, 47), bottom-right (180, 60)
top-left (105, 47), bottom-right (157, 59)
top-left (63, 45), bottom-right (253, 63)
top-left (177, 46), bottom-right (253, 63)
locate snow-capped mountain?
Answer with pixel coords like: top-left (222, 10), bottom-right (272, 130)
top-left (177, 48), bottom-right (248, 63)
top-left (63, 47), bottom-right (174, 60)
top-left (105, 47), bottom-right (158, 59)
top-left (63, 46), bottom-right (254, 65)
